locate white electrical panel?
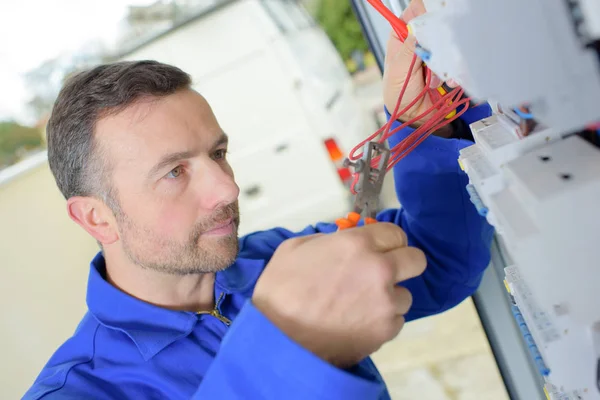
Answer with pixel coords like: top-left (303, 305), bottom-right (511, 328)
top-left (410, 0), bottom-right (600, 134)
top-left (404, 0), bottom-right (600, 397)
top-left (458, 116), bottom-right (600, 398)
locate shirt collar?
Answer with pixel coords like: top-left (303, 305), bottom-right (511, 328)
top-left (86, 251), bottom-right (265, 360)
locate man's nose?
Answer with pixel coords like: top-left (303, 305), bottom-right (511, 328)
top-left (197, 161), bottom-right (239, 210)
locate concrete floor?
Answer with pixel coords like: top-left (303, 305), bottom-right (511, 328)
top-left (371, 298), bottom-right (509, 400)
top-left (354, 67), bottom-right (509, 400)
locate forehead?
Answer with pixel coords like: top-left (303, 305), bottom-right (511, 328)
top-left (95, 89), bottom-right (222, 174)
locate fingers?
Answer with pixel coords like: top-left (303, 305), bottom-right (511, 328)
top-left (392, 286), bottom-right (413, 315)
top-left (446, 79), bottom-right (460, 88)
top-left (384, 246), bottom-right (427, 282)
top-left (389, 0), bottom-right (425, 51)
top-left (386, 30), bottom-right (416, 62)
top-left (380, 287), bottom-right (412, 343)
top-left (429, 73), bottom-right (443, 89)
top-left (399, 0), bottom-right (458, 92)
top-left (402, 33), bottom-right (418, 55)
top-left (401, 0), bottom-right (426, 23)
top-left (385, 314), bottom-right (407, 342)
top-left (345, 222), bottom-right (408, 253)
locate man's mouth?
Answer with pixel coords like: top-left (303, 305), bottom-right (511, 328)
top-left (204, 218), bottom-right (235, 236)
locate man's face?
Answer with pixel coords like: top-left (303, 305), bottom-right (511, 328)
top-left (96, 89), bottom-right (240, 274)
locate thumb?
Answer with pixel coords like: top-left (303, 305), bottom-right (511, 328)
top-left (385, 32), bottom-right (417, 72)
top-left (402, 33), bottom-right (417, 55)
top-left (348, 222), bottom-right (408, 252)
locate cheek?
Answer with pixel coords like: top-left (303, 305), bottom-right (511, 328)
top-left (154, 201), bottom-right (197, 238)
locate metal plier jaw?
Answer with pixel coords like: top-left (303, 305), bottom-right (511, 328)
top-left (336, 142), bottom-right (391, 230)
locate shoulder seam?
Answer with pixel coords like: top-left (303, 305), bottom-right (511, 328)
top-left (36, 323), bottom-right (101, 400)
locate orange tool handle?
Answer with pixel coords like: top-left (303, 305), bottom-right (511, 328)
top-left (335, 212), bottom-right (377, 230)
top-left (335, 218), bottom-right (354, 230)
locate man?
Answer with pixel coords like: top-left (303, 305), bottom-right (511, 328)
top-left (24, 1), bottom-right (494, 399)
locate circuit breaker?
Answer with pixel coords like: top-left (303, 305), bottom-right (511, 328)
top-left (459, 113), bottom-right (600, 399)
top-left (405, 0), bottom-right (600, 398)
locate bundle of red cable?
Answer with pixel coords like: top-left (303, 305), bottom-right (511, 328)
top-left (347, 0), bottom-right (471, 194)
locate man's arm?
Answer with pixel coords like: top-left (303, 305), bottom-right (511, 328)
top-left (25, 307), bottom-right (384, 400)
top-left (238, 103), bottom-right (494, 323)
top-left (380, 104), bottom-right (495, 320)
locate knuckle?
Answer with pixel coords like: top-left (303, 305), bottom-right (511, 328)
top-left (405, 289), bottom-right (414, 309)
top-left (397, 287), bottom-right (413, 315)
top-left (381, 316), bottom-right (404, 341)
top-left (407, 247), bottom-right (427, 274)
top-left (394, 316), bottom-right (406, 337)
top-left (387, 223), bottom-right (408, 247)
top-left (343, 231), bottom-right (371, 252)
top-left (277, 237), bottom-right (298, 252)
top-left (399, 228), bottom-right (409, 247)
top-left (406, 107), bottom-right (421, 120)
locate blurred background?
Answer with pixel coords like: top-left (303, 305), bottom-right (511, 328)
top-left (0, 0), bottom-right (508, 398)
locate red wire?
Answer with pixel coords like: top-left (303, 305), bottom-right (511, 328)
top-left (382, 54), bottom-right (419, 138)
top-left (348, 0), bottom-right (472, 193)
top-left (387, 94), bottom-right (469, 169)
top-left (349, 54), bottom-right (427, 161)
top-left (350, 86), bottom-right (466, 191)
top-left (350, 91), bottom-right (465, 193)
top-left (384, 65), bottom-right (433, 140)
top-left (366, 0), bottom-right (410, 41)
top-left (395, 88), bottom-right (466, 149)
top-left (348, 66), bottom-right (430, 160)
top-left (382, 71), bottom-right (463, 156)
top-left (384, 90), bottom-right (466, 168)
top-left (387, 98), bottom-right (471, 169)
top-left (386, 87), bottom-right (464, 152)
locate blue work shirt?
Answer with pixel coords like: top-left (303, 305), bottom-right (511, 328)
top-left (24, 105), bottom-right (495, 399)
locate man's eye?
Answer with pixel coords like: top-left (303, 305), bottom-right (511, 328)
top-left (213, 149), bottom-right (227, 160)
top-left (166, 166), bottom-right (184, 179)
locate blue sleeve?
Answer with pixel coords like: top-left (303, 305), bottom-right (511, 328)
top-left (237, 103), bottom-right (494, 322)
top-left (377, 103), bottom-right (495, 320)
top-left (192, 300), bottom-right (384, 399)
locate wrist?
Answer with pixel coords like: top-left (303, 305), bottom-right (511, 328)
top-left (251, 296), bottom-right (309, 350)
top-left (394, 115), bottom-right (455, 138)
top-left (431, 124), bottom-right (454, 138)
top-left (251, 297), bottom-right (343, 367)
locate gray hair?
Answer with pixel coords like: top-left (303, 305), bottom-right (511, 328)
top-left (47, 60), bottom-right (192, 207)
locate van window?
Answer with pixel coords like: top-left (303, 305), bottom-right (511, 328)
top-left (260, 0), bottom-right (314, 33)
top-left (283, 2), bottom-right (315, 29)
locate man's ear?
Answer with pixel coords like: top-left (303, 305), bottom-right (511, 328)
top-left (67, 196), bottom-right (119, 245)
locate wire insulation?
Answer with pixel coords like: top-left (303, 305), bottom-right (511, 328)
top-left (366, 0), bottom-right (410, 41)
top-left (348, 0), bottom-right (471, 194)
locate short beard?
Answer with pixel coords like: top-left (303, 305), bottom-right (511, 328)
top-left (116, 202), bottom-right (241, 275)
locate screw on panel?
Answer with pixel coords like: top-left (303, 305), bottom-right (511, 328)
top-left (560, 173), bottom-right (573, 181)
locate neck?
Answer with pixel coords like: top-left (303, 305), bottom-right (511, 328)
top-left (103, 250), bottom-right (216, 313)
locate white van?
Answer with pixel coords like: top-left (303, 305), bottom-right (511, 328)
top-left (118, 0), bottom-right (376, 235)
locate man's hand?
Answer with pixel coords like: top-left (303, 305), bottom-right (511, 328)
top-left (383, 0), bottom-right (455, 136)
top-left (252, 223), bottom-right (426, 368)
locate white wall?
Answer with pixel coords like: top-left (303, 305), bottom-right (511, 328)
top-left (0, 155), bottom-right (98, 399)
